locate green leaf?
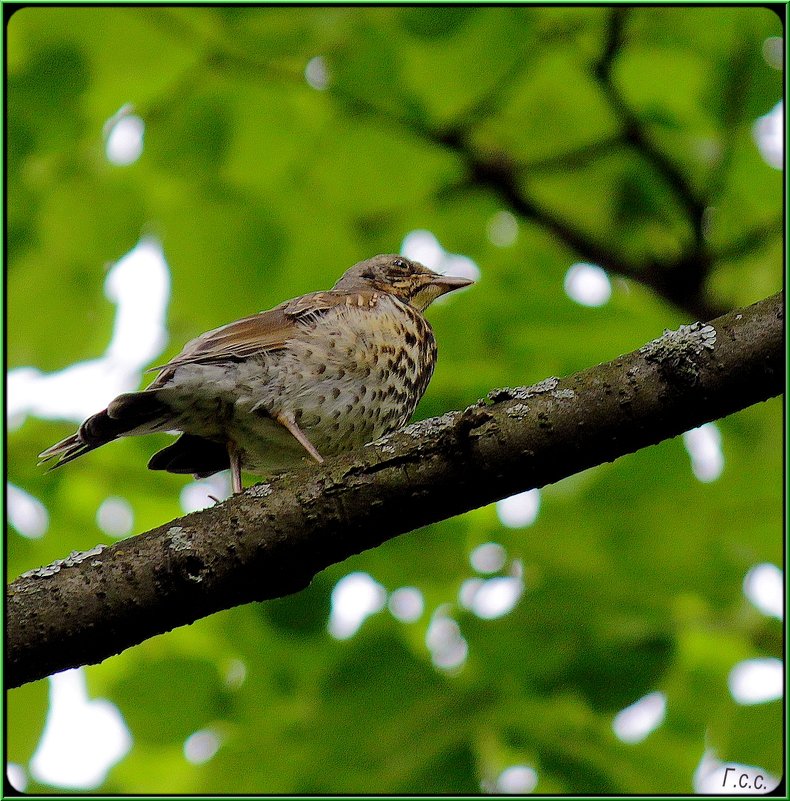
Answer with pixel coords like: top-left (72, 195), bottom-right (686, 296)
top-left (6, 679), bottom-right (49, 764)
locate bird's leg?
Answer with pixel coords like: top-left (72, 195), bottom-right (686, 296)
top-left (227, 441), bottom-right (243, 494)
top-left (275, 413), bottom-right (325, 464)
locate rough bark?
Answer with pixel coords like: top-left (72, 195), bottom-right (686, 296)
top-left (7, 292), bottom-right (784, 688)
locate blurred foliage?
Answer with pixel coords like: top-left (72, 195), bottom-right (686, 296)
top-left (6, 5), bottom-right (783, 794)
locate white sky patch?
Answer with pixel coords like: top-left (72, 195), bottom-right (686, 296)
top-left (401, 229), bottom-right (444, 267)
top-left (96, 496), bottom-right (134, 539)
top-left (470, 542), bottom-right (506, 573)
top-left (426, 607), bottom-right (468, 671)
top-left (104, 238), bottom-right (170, 367)
top-left (460, 575), bottom-right (523, 620)
top-left (103, 104), bottom-right (145, 166)
top-left (7, 237), bottom-right (171, 430)
top-left (328, 572), bottom-right (387, 639)
top-left (753, 101), bottom-right (783, 170)
top-left (694, 750), bottom-right (779, 794)
top-left (743, 563), bottom-right (783, 620)
top-left (180, 473), bottom-right (232, 514)
top-left (564, 262), bottom-right (612, 307)
top-left (400, 230), bottom-right (481, 295)
top-left (486, 210), bottom-right (519, 247)
top-left (612, 691), bottom-right (667, 744)
top-left (30, 668), bottom-right (131, 790)
top-left (388, 586), bottom-right (424, 622)
top-left (183, 729), bottom-right (221, 765)
top-left (496, 488), bottom-right (540, 528)
top-left (496, 765), bottom-right (538, 794)
top-left (441, 253), bottom-right (481, 284)
top-left (682, 422), bottom-right (724, 482)
top-left (7, 483), bottom-right (49, 539)
top-left (728, 658), bottom-right (783, 705)
top-left (305, 56), bottom-right (330, 90)
top-left (7, 763), bottom-right (28, 792)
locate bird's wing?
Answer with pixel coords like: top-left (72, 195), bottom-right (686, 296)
top-left (148, 290), bottom-right (377, 382)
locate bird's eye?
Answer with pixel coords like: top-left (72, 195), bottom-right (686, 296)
top-left (392, 258), bottom-right (406, 269)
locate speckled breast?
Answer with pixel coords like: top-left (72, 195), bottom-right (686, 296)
top-left (231, 294), bottom-right (437, 470)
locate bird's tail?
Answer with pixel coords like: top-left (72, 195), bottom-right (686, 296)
top-left (38, 390), bottom-right (170, 470)
top-left (38, 432), bottom-right (99, 468)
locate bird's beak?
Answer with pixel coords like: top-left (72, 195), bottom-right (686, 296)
top-left (429, 273), bottom-right (475, 297)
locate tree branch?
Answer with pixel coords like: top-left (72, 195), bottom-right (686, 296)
top-left (712, 217), bottom-right (783, 262)
top-left (7, 293), bottom-right (783, 688)
top-left (592, 7), bottom-right (718, 317)
top-left (139, 13), bottom-right (736, 320)
top-left (594, 8), bottom-right (706, 231)
top-left (331, 78), bottom-right (728, 321)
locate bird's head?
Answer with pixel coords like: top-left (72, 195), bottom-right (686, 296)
top-left (334, 254), bottom-right (473, 311)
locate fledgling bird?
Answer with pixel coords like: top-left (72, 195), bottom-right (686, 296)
top-left (39, 254), bottom-right (473, 493)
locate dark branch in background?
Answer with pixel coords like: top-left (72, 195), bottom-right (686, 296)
top-left (712, 217), bottom-right (785, 262)
top-left (165, 29), bottom-right (680, 306)
top-left (592, 8), bottom-right (714, 316)
top-left (7, 293), bottom-right (784, 689)
top-left (596, 8), bottom-right (705, 224)
top-left (518, 134), bottom-right (628, 174)
top-left (328, 53), bottom-right (715, 319)
top-left (139, 9), bottom-right (780, 321)
top-left (595, 3), bottom-right (627, 79)
top-left (447, 38), bottom-right (535, 132)
top-left (334, 86), bottom-right (649, 284)
top-left (340, 8), bottom-right (779, 321)
top-left (703, 39), bottom-right (756, 203)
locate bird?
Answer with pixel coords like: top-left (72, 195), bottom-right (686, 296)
top-left (39, 254), bottom-right (473, 494)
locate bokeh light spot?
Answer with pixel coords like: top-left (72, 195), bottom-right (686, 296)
top-left (743, 563), bottom-right (783, 620)
top-left (461, 576), bottom-right (523, 620)
top-left (305, 56), bottom-right (330, 90)
top-left (496, 488), bottom-right (540, 528)
top-left (496, 765), bottom-right (538, 794)
top-left (183, 729), bottom-right (221, 764)
top-left (728, 658), bottom-right (783, 705)
top-left (224, 658), bottom-right (247, 689)
top-left (426, 608), bottom-right (468, 670)
top-left (388, 586), bottom-right (424, 622)
top-left (96, 496), bottom-right (134, 538)
top-left (613, 691), bottom-right (667, 743)
top-left (7, 483), bottom-right (49, 539)
top-left (762, 37), bottom-right (783, 70)
top-left (753, 101), bottom-right (783, 169)
top-left (564, 262), bottom-right (612, 307)
top-left (682, 422), bottom-right (724, 482)
top-left (103, 105), bottom-right (145, 166)
top-left (470, 542), bottom-right (506, 573)
top-left (180, 473), bottom-right (231, 513)
top-left (486, 210), bottom-right (519, 247)
top-left (328, 572), bottom-right (387, 639)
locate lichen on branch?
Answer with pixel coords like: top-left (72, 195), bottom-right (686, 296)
top-left (7, 292), bottom-right (784, 688)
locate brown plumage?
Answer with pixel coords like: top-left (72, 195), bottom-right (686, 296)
top-left (39, 254), bottom-right (473, 493)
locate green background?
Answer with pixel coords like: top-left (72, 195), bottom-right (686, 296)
top-left (6, 6), bottom-right (783, 794)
